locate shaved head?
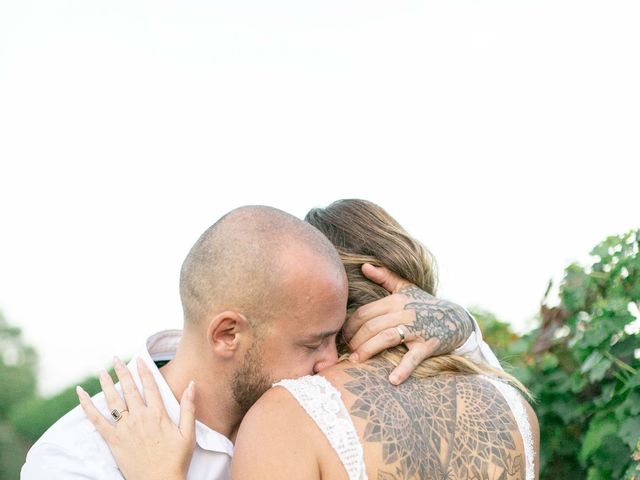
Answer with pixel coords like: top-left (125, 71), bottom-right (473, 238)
top-left (179, 205), bottom-right (345, 330)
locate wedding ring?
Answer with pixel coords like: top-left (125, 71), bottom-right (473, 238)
top-left (110, 408), bottom-right (128, 422)
top-left (396, 326), bottom-right (406, 344)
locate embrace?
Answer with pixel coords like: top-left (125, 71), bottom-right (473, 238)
top-left (22, 199), bottom-right (539, 479)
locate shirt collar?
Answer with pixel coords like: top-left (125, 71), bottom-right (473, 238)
top-left (127, 330), bottom-right (235, 457)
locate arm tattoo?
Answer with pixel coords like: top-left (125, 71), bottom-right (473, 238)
top-left (399, 285), bottom-right (473, 355)
top-left (345, 359), bottom-right (525, 480)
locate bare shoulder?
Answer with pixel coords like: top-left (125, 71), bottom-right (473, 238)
top-left (232, 385), bottom-right (321, 480)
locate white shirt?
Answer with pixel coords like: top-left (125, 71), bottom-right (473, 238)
top-left (21, 330), bottom-right (234, 480)
top-left (455, 309), bottom-right (503, 370)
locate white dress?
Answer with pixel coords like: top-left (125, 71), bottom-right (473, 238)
top-left (274, 374), bottom-right (535, 480)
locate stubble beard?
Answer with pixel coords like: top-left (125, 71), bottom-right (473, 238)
top-left (231, 340), bottom-right (273, 415)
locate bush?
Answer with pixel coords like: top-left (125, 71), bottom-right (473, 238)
top-left (505, 229), bottom-right (640, 479)
top-left (9, 374), bottom-right (105, 444)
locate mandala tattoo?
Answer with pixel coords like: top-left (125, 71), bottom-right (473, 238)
top-left (399, 285), bottom-right (474, 356)
top-left (344, 359), bottom-right (525, 480)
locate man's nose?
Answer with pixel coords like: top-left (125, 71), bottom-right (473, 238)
top-left (313, 341), bottom-right (339, 374)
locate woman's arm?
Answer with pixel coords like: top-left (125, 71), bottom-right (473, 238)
top-left (344, 264), bottom-right (488, 384)
top-left (76, 357), bottom-right (195, 480)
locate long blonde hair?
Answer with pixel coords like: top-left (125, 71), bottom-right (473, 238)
top-left (305, 199), bottom-right (530, 397)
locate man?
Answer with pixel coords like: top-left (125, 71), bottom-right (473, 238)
top-left (22, 205), bottom-right (497, 479)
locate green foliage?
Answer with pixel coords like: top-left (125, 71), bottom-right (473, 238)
top-left (0, 311), bottom-right (38, 478)
top-left (0, 312), bottom-right (38, 419)
top-left (0, 421), bottom-right (28, 480)
top-left (470, 308), bottom-right (521, 361)
top-left (9, 373), bottom-right (105, 443)
top-left (507, 229), bottom-right (640, 479)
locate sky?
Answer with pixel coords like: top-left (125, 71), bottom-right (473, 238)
top-left (1, 0), bottom-right (638, 395)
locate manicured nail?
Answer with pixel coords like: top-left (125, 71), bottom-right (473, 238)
top-left (113, 356), bottom-right (124, 369)
top-left (99, 370), bottom-right (110, 383)
top-left (187, 381), bottom-right (195, 401)
top-left (136, 357), bottom-right (146, 370)
top-left (349, 353), bottom-right (359, 363)
top-left (76, 385), bottom-right (89, 400)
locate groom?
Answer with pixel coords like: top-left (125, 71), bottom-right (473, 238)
top-left (22, 205), bottom-right (493, 479)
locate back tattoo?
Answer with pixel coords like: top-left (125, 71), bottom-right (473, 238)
top-left (344, 359), bottom-right (525, 480)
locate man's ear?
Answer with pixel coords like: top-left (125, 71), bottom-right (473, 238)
top-left (205, 311), bottom-right (252, 358)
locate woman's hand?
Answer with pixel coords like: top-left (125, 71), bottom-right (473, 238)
top-left (76, 357), bottom-right (195, 480)
top-left (343, 263), bottom-right (474, 385)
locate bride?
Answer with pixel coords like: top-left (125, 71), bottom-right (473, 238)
top-left (79, 199), bottom-right (539, 479)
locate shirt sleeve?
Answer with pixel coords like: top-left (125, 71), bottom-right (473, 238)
top-left (452, 309), bottom-right (504, 371)
top-left (21, 441), bottom-right (123, 480)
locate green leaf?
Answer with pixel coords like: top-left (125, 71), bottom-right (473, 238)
top-left (587, 466), bottom-right (609, 480)
top-left (582, 351), bottom-right (604, 373)
top-left (580, 416), bottom-right (619, 464)
top-left (541, 353), bottom-right (559, 370)
top-left (620, 417), bottom-right (640, 450)
top-left (589, 358), bottom-right (613, 383)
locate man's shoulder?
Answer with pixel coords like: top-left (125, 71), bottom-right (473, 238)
top-left (22, 392), bottom-right (121, 479)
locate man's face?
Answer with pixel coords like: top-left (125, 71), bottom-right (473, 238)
top-left (231, 260), bottom-right (348, 413)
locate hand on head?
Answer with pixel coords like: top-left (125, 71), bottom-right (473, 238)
top-left (343, 263), bottom-right (473, 385)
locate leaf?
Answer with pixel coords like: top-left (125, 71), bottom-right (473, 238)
top-left (587, 466), bottom-right (610, 480)
top-left (582, 351), bottom-right (604, 373)
top-left (589, 358), bottom-right (613, 383)
top-left (580, 350), bottom-right (604, 373)
top-left (587, 467), bottom-right (610, 480)
top-left (620, 417), bottom-right (640, 450)
top-left (541, 353), bottom-right (559, 370)
top-left (580, 416), bottom-right (619, 464)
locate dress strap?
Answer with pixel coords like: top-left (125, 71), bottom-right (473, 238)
top-left (484, 377), bottom-right (535, 480)
top-left (274, 375), bottom-right (368, 480)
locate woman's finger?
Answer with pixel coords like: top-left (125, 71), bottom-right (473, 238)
top-left (179, 381), bottom-right (197, 443)
top-left (348, 325), bottom-right (409, 363)
top-left (343, 296), bottom-right (397, 340)
top-left (99, 369), bottom-right (129, 416)
top-left (388, 338), bottom-right (440, 385)
top-left (136, 357), bottom-right (164, 411)
top-left (361, 263), bottom-right (413, 293)
top-left (76, 386), bottom-right (115, 441)
top-left (348, 311), bottom-right (414, 352)
top-left (113, 356), bottom-right (145, 411)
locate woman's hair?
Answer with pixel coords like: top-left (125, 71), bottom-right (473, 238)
top-left (305, 199), bottom-right (530, 397)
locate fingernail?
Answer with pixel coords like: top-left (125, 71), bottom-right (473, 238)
top-left (389, 374), bottom-right (400, 385)
top-left (349, 353), bottom-right (359, 363)
top-left (113, 356), bottom-right (124, 369)
top-left (99, 370), bottom-right (110, 383)
top-left (76, 385), bottom-right (89, 400)
top-left (187, 381), bottom-right (195, 401)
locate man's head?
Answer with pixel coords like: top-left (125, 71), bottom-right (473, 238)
top-left (179, 206), bottom-right (348, 414)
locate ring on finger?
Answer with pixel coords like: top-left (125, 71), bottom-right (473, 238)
top-left (110, 408), bottom-right (128, 422)
top-left (395, 326), bottom-right (406, 344)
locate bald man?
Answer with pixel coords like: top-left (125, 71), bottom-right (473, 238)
top-left (22, 206), bottom-right (493, 479)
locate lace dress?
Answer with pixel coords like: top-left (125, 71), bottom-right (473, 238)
top-left (274, 375), bottom-right (535, 480)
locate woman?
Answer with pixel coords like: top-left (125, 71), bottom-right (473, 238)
top-left (80, 199), bottom-right (539, 479)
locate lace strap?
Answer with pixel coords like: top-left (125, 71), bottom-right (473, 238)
top-left (274, 375), bottom-right (367, 480)
top-left (485, 378), bottom-right (535, 480)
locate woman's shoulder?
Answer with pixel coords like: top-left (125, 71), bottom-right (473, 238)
top-left (233, 381), bottom-right (326, 480)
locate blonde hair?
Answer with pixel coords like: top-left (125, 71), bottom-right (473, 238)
top-left (305, 199), bottom-right (531, 397)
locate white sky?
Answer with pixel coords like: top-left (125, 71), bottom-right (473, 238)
top-left (1, 0), bottom-right (638, 394)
